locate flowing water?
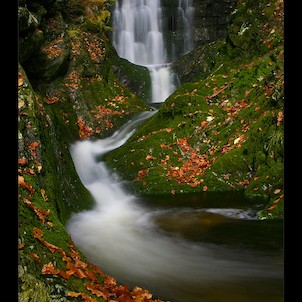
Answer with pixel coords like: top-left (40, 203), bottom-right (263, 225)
top-left (111, 0), bottom-right (177, 103)
top-left (66, 112), bottom-right (283, 302)
top-left (67, 1), bottom-right (283, 301)
top-left (177, 0), bottom-right (194, 55)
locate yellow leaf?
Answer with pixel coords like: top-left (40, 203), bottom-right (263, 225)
top-left (18, 100), bottom-right (25, 109)
top-left (18, 77), bottom-right (24, 87)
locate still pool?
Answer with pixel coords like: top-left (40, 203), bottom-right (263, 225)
top-left (137, 192), bottom-right (283, 302)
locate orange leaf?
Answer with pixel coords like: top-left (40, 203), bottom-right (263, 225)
top-left (68, 292), bottom-right (81, 298)
top-left (75, 258), bottom-right (88, 269)
top-left (33, 227), bottom-right (43, 239)
top-left (58, 270), bottom-right (72, 280)
top-left (85, 283), bottom-right (106, 299)
top-left (201, 121), bottom-right (208, 127)
top-left (85, 269), bottom-right (99, 282)
top-left (66, 262), bottom-right (87, 279)
top-left (24, 198), bottom-right (50, 224)
top-left (18, 176), bottom-right (35, 194)
top-left (30, 252), bottom-right (40, 263)
top-left (18, 158), bottom-right (28, 166)
top-left (18, 77), bottom-right (24, 87)
top-left (42, 262), bottom-right (60, 275)
top-left (268, 204), bottom-right (277, 210)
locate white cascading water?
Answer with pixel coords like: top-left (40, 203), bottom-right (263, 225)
top-left (66, 111), bottom-right (283, 302)
top-left (112, 0), bottom-right (177, 103)
top-left (178, 0), bottom-right (194, 54)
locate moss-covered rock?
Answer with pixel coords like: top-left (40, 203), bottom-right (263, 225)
top-left (106, 0), bottom-right (284, 219)
top-left (172, 0), bottom-right (284, 85)
top-left (18, 1), bottom-right (158, 301)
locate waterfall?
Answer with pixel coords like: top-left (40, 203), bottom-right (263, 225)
top-left (112, 0), bottom-right (177, 103)
top-left (178, 0), bottom-right (195, 54)
top-left (65, 3), bottom-right (283, 301)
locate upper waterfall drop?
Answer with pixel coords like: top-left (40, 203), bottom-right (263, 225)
top-left (112, 0), bottom-right (166, 66)
top-left (111, 0), bottom-right (177, 103)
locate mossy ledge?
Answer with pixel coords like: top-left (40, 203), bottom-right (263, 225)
top-left (106, 0), bottom-right (284, 220)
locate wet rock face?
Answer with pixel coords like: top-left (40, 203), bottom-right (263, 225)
top-left (18, 0), bottom-right (69, 77)
top-left (161, 0), bottom-right (237, 61)
top-left (193, 0), bottom-right (237, 44)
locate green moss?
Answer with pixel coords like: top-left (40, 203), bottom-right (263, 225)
top-left (18, 269), bottom-right (53, 302)
top-left (204, 148), bottom-right (249, 189)
top-left (107, 24), bottom-right (284, 217)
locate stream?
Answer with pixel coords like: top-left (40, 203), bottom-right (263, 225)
top-left (66, 112), bottom-right (283, 302)
top-left (66, 1), bottom-right (283, 301)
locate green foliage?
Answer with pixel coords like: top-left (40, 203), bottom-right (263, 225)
top-left (83, 9), bottom-right (112, 33)
top-left (64, 0), bottom-right (115, 32)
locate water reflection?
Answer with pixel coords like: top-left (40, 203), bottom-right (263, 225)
top-left (140, 193), bottom-right (283, 252)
